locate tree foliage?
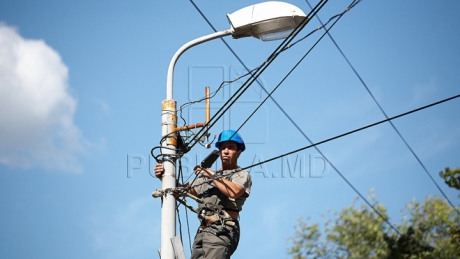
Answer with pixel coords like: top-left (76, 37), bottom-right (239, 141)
top-left (288, 191), bottom-right (460, 259)
top-left (439, 167), bottom-right (460, 192)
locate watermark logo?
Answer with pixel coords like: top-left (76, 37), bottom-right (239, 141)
top-left (250, 153), bottom-right (329, 178)
top-left (126, 153), bottom-right (209, 179)
top-left (127, 153), bottom-right (329, 179)
top-left (137, 65), bottom-right (330, 179)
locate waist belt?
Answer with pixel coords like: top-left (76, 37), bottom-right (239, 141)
top-left (199, 209), bottom-right (237, 228)
top-left (203, 214), bottom-right (236, 227)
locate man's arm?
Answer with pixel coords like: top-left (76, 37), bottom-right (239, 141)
top-left (197, 167), bottom-right (244, 199)
top-left (178, 181), bottom-right (197, 196)
top-left (154, 163), bottom-right (197, 196)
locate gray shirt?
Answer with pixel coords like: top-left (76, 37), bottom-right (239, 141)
top-left (192, 167), bottom-right (252, 212)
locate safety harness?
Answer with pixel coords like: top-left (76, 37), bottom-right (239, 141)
top-left (152, 182), bottom-right (237, 235)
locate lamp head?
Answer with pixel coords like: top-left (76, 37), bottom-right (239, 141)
top-left (227, 1), bottom-right (306, 41)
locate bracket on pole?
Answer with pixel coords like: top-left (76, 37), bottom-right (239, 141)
top-left (175, 86), bottom-right (211, 132)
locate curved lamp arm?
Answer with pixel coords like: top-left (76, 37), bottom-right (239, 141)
top-left (166, 29), bottom-right (232, 100)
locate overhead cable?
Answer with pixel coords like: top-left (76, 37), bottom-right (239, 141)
top-left (242, 94), bottom-right (460, 172)
top-left (234, 0), bottom-right (354, 135)
top-left (186, 0), bottom-right (403, 233)
top-left (305, 0), bottom-right (460, 216)
top-left (188, 0), bottom-right (400, 235)
top-left (187, 0), bottom-right (399, 233)
top-left (186, 0), bottom-right (330, 151)
top-left (187, 93), bottom-right (460, 234)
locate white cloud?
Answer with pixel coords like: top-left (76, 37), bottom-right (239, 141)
top-left (0, 23), bottom-right (85, 173)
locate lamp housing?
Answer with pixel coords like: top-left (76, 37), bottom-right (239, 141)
top-left (227, 1), bottom-right (307, 41)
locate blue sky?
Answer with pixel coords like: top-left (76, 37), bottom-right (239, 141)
top-left (1, 0), bottom-right (459, 258)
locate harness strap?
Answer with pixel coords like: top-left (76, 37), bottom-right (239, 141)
top-left (198, 208), bottom-right (237, 228)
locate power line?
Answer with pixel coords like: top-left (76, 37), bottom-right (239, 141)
top-left (187, 94), bottom-right (460, 234)
top-left (187, 0), bottom-right (403, 235)
top-left (305, 0), bottom-right (460, 216)
top-left (235, 0), bottom-right (352, 137)
top-left (186, 0), bottom-right (362, 153)
top-left (225, 1), bottom-right (362, 146)
top-left (177, 158), bottom-right (193, 252)
top-left (243, 94), bottom-right (460, 172)
top-left (186, 0), bottom-right (329, 151)
top-left (172, 0), bottom-right (460, 244)
top-left (188, 94), bottom-right (460, 231)
top-left (178, 66), bottom-right (260, 127)
top-left (186, 0), bottom-right (360, 145)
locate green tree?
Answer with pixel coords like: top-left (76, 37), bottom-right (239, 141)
top-left (439, 167), bottom-right (460, 192)
top-left (288, 191), bottom-right (459, 259)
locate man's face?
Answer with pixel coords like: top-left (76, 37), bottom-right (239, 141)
top-left (219, 141), bottom-right (242, 168)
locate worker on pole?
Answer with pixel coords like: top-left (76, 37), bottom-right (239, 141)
top-left (155, 129), bottom-right (252, 259)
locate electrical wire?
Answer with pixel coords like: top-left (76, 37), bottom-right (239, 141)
top-left (178, 158), bottom-right (193, 252)
top-left (187, 1), bottom-right (395, 232)
top-left (186, 93), bottom-right (460, 234)
top-left (185, 0), bottom-right (364, 157)
top-left (176, 205), bottom-right (184, 249)
top-left (186, 0), bottom-right (329, 151)
top-left (181, 0), bottom-right (361, 154)
top-left (234, 0), bottom-right (351, 137)
top-left (178, 66), bottom-right (260, 127)
top-left (305, 0), bottom-right (460, 217)
top-left (185, 0), bottom-right (409, 236)
top-left (186, 0), bottom-right (364, 149)
top-left (220, 0), bottom-right (364, 145)
top-left (187, 0), bottom-right (363, 148)
top-left (179, 0), bottom-right (407, 241)
top-left (167, 0), bottom-right (460, 245)
top-left (242, 93), bottom-right (460, 171)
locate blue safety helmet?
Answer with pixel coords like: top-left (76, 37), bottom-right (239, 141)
top-left (215, 130), bottom-right (246, 152)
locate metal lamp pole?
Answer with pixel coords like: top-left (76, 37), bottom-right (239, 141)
top-left (160, 29), bottom-right (232, 259)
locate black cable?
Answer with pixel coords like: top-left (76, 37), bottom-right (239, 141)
top-left (185, 0), bottom-right (361, 150)
top-left (178, 158), bottom-right (193, 252)
top-left (193, 0), bottom-right (329, 142)
top-left (186, 0), bottom-right (364, 152)
top-left (178, 67), bottom-right (258, 127)
top-left (185, 0), bottom-right (403, 238)
top-left (305, 0), bottom-right (460, 216)
top-left (173, 0), bottom-right (460, 241)
top-left (178, 66), bottom-right (260, 126)
top-left (234, 0), bottom-right (348, 136)
top-left (176, 158), bottom-right (184, 247)
top-left (187, 0), bottom-right (361, 147)
top-left (188, 0), bottom-right (392, 231)
top-left (176, 205), bottom-right (184, 248)
top-left (188, 0), bottom-right (361, 161)
top-left (189, 0), bottom-right (268, 100)
top-left (189, 93), bottom-right (460, 234)
top-left (274, 0), bottom-right (362, 57)
top-left (186, 0), bottom-right (362, 148)
top-left (186, 0), bottom-right (329, 151)
top-left (243, 94), bottom-right (460, 172)
top-left (187, 0), bottom-right (405, 235)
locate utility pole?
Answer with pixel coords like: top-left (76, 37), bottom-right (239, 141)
top-left (159, 30), bottom-right (231, 259)
top-left (159, 98), bottom-right (177, 259)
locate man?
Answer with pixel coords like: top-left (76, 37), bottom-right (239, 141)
top-left (154, 129), bottom-right (252, 259)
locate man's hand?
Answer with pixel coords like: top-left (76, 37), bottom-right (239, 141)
top-left (154, 163), bottom-right (164, 179)
top-left (194, 165), bottom-right (215, 179)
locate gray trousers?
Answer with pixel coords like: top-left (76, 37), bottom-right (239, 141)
top-left (190, 221), bottom-right (240, 259)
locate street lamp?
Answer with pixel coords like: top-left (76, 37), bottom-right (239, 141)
top-left (159, 2), bottom-right (305, 258)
